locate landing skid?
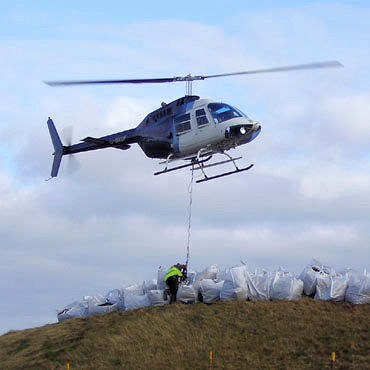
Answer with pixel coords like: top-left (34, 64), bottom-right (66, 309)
top-left (193, 156), bottom-right (242, 170)
top-left (154, 150), bottom-right (254, 183)
top-left (196, 164), bottom-right (254, 183)
top-left (193, 151), bottom-right (254, 183)
top-left (154, 156), bottom-right (212, 176)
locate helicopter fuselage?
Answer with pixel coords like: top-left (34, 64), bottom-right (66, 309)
top-left (100, 95), bottom-right (261, 160)
top-left (47, 95), bottom-right (261, 178)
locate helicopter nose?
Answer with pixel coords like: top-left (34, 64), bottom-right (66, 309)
top-left (249, 122), bottom-right (262, 142)
top-left (252, 122), bottom-right (261, 131)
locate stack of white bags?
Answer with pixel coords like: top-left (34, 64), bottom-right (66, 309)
top-left (57, 260), bottom-right (370, 322)
top-left (299, 260), bottom-right (370, 303)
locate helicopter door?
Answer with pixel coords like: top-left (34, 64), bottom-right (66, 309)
top-left (174, 112), bottom-right (198, 155)
top-left (193, 106), bottom-right (219, 148)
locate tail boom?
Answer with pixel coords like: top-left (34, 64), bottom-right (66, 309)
top-left (47, 118), bottom-right (139, 178)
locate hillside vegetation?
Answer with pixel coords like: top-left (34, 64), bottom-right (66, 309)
top-left (1, 299), bottom-right (369, 369)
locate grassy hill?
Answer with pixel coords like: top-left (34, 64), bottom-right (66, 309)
top-left (1, 299), bottom-right (369, 369)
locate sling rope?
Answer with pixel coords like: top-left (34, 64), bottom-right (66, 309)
top-left (185, 164), bottom-right (195, 271)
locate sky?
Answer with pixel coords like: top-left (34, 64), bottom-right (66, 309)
top-left (0, 1), bottom-right (369, 334)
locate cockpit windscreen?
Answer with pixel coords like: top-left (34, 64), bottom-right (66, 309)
top-left (208, 103), bottom-right (246, 124)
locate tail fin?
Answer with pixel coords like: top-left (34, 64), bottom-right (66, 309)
top-left (47, 117), bottom-right (64, 178)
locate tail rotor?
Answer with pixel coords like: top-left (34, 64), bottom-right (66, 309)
top-left (47, 118), bottom-right (81, 179)
top-left (61, 125), bottom-right (81, 175)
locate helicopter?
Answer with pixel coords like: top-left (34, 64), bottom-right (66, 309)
top-left (45, 61), bottom-right (342, 183)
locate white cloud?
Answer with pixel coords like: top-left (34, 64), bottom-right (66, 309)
top-left (299, 164), bottom-right (370, 200)
top-left (103, 96), bottom-right (155, 130)
top-left (316, 93), bottom-right (370, 144)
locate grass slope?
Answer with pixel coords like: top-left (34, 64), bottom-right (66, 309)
top-left (0, 299), bottom-right (369, 369)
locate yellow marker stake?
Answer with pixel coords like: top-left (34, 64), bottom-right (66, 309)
top-left (209, 351), bottom-right (213, 369)
top-left (66, 363), bottom-right (70, 370)
top-left (330, 352), bottom-right (336, 369)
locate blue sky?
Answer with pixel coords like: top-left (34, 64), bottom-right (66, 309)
top-left (0, 1), bottom-right (369, 334)
top-left (2, 1), bottom-right (369, 39)
top-left (1, 1), bottom-right (331, 36)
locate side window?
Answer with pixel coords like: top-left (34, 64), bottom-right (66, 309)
top-left (196, 108), bottom-right (209, 127)
top-left (174, 113), bottom-right (191, 135)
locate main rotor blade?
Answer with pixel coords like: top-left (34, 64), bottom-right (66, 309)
top-left (44, 77), bottom-right (178, 86)
top-left (203, 61), bottom-right (343, 79)
top-left (44, 61), bottom-right (342, 87)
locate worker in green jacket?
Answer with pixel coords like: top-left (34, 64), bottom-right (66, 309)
top-left (164, 263), bottom-right (187, 304)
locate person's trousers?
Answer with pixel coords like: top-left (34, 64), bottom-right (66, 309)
top-left (165, 276), bottom-right (179, 304)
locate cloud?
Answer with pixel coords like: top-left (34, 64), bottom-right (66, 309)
top-left (298, 164), bottom-right (370, 200)
top-left (316, 93), bottom-right (370, 145)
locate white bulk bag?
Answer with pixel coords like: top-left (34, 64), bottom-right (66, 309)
top-left (299, 260), bottom-right (332, 296)
top-left (147, 290), bottom-right (169, 306)
top-left (290, 279), bottom-right (304, 300)
top-left (123, 284), bottom-right (144, 296)
top-left (157, 266), bottom-right (167, 290)
top-left (246, 270), bottom-right (272, 301)
top-left (177, 284), bottom-right (198, 303)
top-left (270, 271), bottom-right (303, 301)
top-left (143, 279), bottom-right (157, 293)
top-left (83, 294), bottom-right (106, 305)
top-left (124, 291), bottom-right (151, 310)
top-left (105, 289), bottom-right (125, 310)
top-left (57, 300), bottom-right (89, 322)
top-left (186, 271), bottom-right (197, 284)
top-left (345, 271), bottom-right (370, 304)
top-left (216, 281), bottom-right (224, 290)
top-left (87, 302), bottom-right (118, 316)
top-left (314, 274), bottom-right (348, 301)
top-left (194, 265), bottom-right (219, 282)
top-left (83, 295), bottom-right (118, 317)
top-left (105, 289), bottom-right (121, 304)
top-left (220, 266), bottom-right (248, 301)
top-left (216, 270), bottom-right (228, 282)
top-left (198, 279), bottom-right (222, 303)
